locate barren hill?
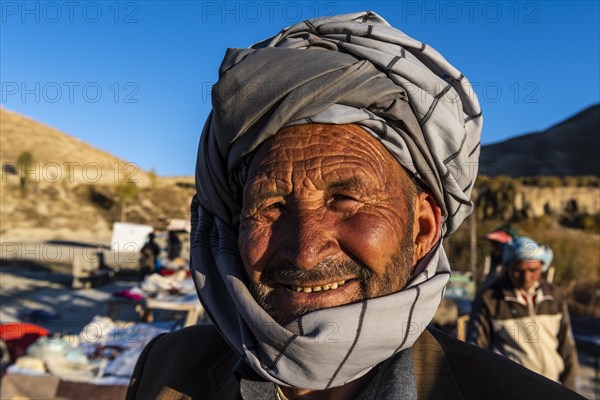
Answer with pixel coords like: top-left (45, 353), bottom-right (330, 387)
top-left (0, 107), bottom-right (151, 186)
top-left (480, 104), bottom-right (600, 177)
top-left (0, 108), bottom-right (194, 243)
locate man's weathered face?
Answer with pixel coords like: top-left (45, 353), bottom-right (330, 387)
top-left (238, 124), bottom-right (420, 325)
top-left (508, 260), bottom-right (543, 291)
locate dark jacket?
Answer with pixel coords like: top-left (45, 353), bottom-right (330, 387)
top-left (467, 273), bottom-right (578, 389)
top-left (126, 324), bottom-right (584, 400)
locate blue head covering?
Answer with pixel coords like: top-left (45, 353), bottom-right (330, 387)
top-left (502, 236), bottom-right (554, 272)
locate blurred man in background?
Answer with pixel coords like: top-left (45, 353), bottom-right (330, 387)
top-left (139, 232), bottom-right (160, 277)
top-left (467, 236), bottom-right (578, 389)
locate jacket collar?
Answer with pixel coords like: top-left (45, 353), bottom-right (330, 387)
top-left (228, 329), bottom-right (465, 400)
top-left (499, 272), bottom-right (554, 305)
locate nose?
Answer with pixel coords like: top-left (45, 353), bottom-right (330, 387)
top-left (277, 205), bottom-right (339, 270)
top-left (524, 270), bottom-right (537, 282)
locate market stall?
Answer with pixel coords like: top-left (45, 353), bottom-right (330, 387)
top-left (0, 318), bottom-right (168, 399)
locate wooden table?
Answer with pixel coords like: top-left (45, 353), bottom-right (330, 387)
top-left (144, 296), bottom-right (204, 327)
top-left (1, 374), bottom-right (128, 400)
top-left (107, 294), bottom-right (204, 327)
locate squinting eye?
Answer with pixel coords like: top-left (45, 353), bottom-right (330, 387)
top-left (332, 194), bottom-right (356, 202)
top-left (329, 194), bottom-right (359, 211)
top-left (263, 201), bottom-right (285, 212)
top-left (267, 202), bottom-right (284, 209)
top-left (252, 201), bottom-right (285, 221)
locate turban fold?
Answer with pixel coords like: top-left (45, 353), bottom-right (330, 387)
top-left (196, 11), bottom-right (482, 235)
top-left (191, 11), bottom-right (481, 389)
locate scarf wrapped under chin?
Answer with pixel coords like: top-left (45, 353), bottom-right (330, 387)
top-left (191, 11), bottom-right (482, 389)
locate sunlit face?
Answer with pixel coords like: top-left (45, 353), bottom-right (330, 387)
top-left (508, 260), bottom-right (543, 291)
top-left (238, 124), bottom-right (420, 325)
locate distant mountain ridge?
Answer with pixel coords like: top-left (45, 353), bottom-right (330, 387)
top-left (479, 104), bottom-right (600, 177)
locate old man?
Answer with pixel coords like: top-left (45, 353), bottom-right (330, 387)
top-left (127, 12), bottom-right (583, 400)
top-left (467, 236), bottom-right (579, 390)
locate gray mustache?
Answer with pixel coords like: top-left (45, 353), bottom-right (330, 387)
top-left (260, 258), bottom-right (371, 286)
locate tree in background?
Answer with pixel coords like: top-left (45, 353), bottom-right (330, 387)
top-left (16, 151), bottom-right (34, 192)
top-left (148, 168), bottom-right (158, 188)
top-left (115, 180), bottom-right (138, 222)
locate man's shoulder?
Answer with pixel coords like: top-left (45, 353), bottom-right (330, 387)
top-left (127, 324), bottom-right (240, 400)
top-left (422, 328), bottom-right (585, 399)
top-left (540, 280), bottom-right (566, 302)
top-left (478, 274), bottom-right (508, 293)
top-left (473, 276), bottom-right (510, 306)
top-left (147, 323), bottom-right (230, 351)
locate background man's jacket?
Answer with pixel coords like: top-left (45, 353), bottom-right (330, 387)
top-left (467, 273), bottom-right (578, 389)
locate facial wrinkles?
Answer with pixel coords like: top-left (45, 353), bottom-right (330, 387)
top-left (246, 125), bottom-right (391, 192)
top-left (243, 145), bottom-right (408, 256)
top-left (244, 159), bottom-right (398, 226)
top-left (240, 124), bottom-right (417, 324)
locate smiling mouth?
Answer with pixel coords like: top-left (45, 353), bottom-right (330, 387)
top-left (288, 279), bottom-right (350, 293)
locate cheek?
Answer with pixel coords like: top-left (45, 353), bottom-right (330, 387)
top-left (511, 272), bottom-right (523, 282)
top-left (338, 211), bottom-right (408, 273)
top-left (529, 271), bottom-right (542, 281)
top-left (238, 222), bottom-right (273, 279)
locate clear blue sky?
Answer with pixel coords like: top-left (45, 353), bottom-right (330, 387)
top-left (2, 1), bottom-right (599, 176)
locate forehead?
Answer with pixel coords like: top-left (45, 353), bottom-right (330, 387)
top-left (511, 260), bottom-right (543, 270)
top-left (244, 124), bottom-right (405, 190)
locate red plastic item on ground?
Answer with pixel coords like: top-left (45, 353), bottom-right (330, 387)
top-left (113, 289), bottom-right (143, 301)
top-left (159, 269), bottom-right (191, 277)
top-left (0, 323), bottom-right (50, 365)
